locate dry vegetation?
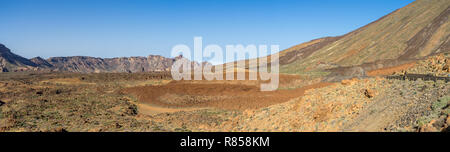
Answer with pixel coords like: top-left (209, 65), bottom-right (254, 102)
top-left (223, 78), bottom-right (449, 132)
top-left (0, 72), bottom-right (232, 132)
top-left (0, 54), bottom-right (449, 132)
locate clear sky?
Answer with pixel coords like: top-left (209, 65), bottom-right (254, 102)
top-left (0, 0), bottom-right (414, 61)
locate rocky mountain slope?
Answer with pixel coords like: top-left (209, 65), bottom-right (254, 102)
top-left (220, 0), bottom-right (449, 81)
top-left (30, 57), bottom-right (53, 68)
top-left (0, 44), bottom-right (40, 72)
top-left (276, 0), bottom-right (449, 78)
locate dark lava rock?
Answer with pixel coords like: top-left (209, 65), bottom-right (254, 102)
top-left (126, 104), bottom-right (139, 116)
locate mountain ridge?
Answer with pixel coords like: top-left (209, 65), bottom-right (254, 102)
top-left (0, 44), bottom-right (181, 73)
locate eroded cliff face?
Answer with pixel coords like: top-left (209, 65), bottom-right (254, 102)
top-left (45, 55), bottom-right (186, 73)
top-left (104, 55), bottom-right (176, 73)
top-left (46, 55), bottom-right (178, 73)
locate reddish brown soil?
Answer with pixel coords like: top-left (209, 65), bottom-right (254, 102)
top-left (366, 62), bottom-right (416, 76)
top-left (122, 80), bottom-right (333, 111)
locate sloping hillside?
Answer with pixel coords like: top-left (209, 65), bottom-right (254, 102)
top-left (0, 44), bottom-right (39, 72)
top-left (280, 0), bottom-right (450, 76)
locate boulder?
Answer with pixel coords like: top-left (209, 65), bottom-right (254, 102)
top-left (363, 89), bottom-right (375, 98)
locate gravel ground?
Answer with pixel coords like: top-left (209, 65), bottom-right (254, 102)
top-left (224, 77), bottom-right (449, 132)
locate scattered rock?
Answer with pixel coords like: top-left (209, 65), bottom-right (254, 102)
top-left (36, 91), bottom-right (43, 95)
top-left (55, 89), bottom-right (62, 94)
top-left (341, 80), bottom-right (352, 85)
top-left (1, 67), bottom-right (8, 72)
top-left (363, 89), bottom-right (375, 98)
top-left (443, 64), bottom-right (449, 72)
top-left (0, 100), bottom-right (5, 106)
top-left (46, 127), bottom-right (68, 132)
top-left (115, 123), bottom-right (122, 128)
top-left (432, 116), bottom-right (447, 129)
top-left (419, 120), bottom-right (439, 132)
top-left (243, 110), bottom-right (255, 116)
top-left (88, 128), bottom-right (103, 132)
top-left (126, 104), bottom-right (138, 116)
top-left (406, 54), bottom-right (449, 76)
top-left (444, 127), bottom-right (450, 132)
top-left (446, 116), bottom-right (450, 126)
top-left (341, 78), bottom-right (359, 86)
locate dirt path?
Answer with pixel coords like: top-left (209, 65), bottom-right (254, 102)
top-left (135, 103), bottom-right (205, 115)
top-left (366, 62), bottom-right (416, 76)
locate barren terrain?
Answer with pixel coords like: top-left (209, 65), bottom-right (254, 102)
top-left (0, 54), bottom-right (448, 132)
top-left (1, 0), bottom-right (449, 132)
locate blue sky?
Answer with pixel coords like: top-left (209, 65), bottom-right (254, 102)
top-left (0, 0), bottom-right (414, 61)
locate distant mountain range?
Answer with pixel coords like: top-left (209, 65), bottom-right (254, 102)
top-left (1, 0), bottom-right (449, 75)
top-left (0, 43), bottom-right (180, 73)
